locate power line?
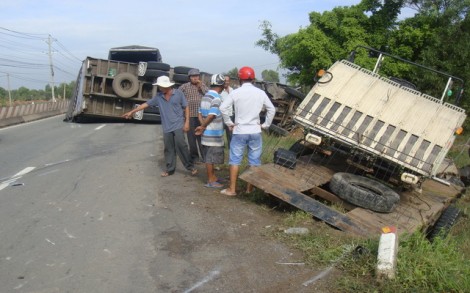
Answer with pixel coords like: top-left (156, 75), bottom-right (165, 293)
top-left (0, 27), bottom-right (81, 89)
top-left (0, 27), bottom-right (47, 40)
top-left (54, 40), bottom-right (82, 62)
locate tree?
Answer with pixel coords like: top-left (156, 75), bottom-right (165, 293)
top-left (0, 87), bottom-right (7, 98)
top-left (261, 70), bottom-right (279, 82)
top-left (16, 87), bottom-right (30, 99)
top-left (256, 0), bottom-right (470, 129)
top-left (225, 68), bottom-right (239, 79)
top-left (389, 0), bottom-right (470, 106)
top-left (256, 0), bottom-right (407, 86)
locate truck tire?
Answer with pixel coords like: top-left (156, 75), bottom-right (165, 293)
top-left (146, 61), bottom-right (170, 71)
top-left (269, 123), bottom-right (289, 136)
top-left (144, 69), bottom-right (169, 79)
top-left (329, 172), bottom-right (400, 213)
top-left (174, 66), bottom-right (192, 75)
top-left (112, 72), bottom-right (139, 98)
top-left (284, 87), bottom-right (305, 100)
top-left (427, 205), bottom-right (460, 241)
top-left (173, 73), bottom-right (189, 83)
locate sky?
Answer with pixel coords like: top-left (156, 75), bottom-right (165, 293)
top-left (1, 0), bottom-right (364, 90)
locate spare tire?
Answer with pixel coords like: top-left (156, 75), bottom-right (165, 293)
top-left (144, 69), bottom-right (169, 79)
top-left (146, 61), bottom-right (170, 71)
top-left (329, 172), bottom-right (400, 213)
top-left (112, 72), bottom-right (139, 98)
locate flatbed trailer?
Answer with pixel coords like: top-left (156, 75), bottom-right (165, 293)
top-left (240, 156), bottom-right (464, 237)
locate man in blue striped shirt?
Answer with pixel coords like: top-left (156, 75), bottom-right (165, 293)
top-left (195, 74), bottom-right (226, 188)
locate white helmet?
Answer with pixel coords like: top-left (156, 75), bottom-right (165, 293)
top-left (210, 74), bottom-right (225, 86)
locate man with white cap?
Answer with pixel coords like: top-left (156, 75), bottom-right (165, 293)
top-left (122, 75), bottom-right (198, 177)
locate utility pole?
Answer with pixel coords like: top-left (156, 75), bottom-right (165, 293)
top-left (7, 73), bottom-right (12, 106)
top-left (47, 34), bottom-right (56, 102)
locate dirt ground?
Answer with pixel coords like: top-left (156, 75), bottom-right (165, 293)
top-left (153, 162), bottom-right (342, 293)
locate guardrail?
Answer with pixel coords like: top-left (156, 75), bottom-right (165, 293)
top-left (0, 100), bottom-right (69, 128)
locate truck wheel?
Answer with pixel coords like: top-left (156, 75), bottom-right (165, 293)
top-left (284, 87), bottom-right (305, 100)
top-left (427, 205), bottom-right (460, 241)
top-left (329, 172), bottom-right (400, 213)
top-left (146, 61), bottom-right (170, 71)
top-left (269, 124), bottom-right (289, 136)
top-left (112, 72), bottom-right (139, 98)
top-left (174, 66), bottom-right (192, 75)
top-left (144, 69), bottom-right (169, 79)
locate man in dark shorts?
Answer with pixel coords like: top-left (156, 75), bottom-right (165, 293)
top-left (195, 74), bottom-right (226, 188)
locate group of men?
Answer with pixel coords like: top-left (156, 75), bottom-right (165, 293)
top-left (122, 67), bottom-right (275, 196)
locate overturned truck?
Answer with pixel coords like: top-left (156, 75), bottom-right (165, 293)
top-left (241, 46), bottom-right (466, 238)
top-left (65, 45), bottom-right (304, 128)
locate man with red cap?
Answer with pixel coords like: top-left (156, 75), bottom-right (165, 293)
top-left (219, 66), bottom-right (275, 196)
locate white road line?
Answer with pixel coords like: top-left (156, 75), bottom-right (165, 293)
top-left (0, 167), bottom-right (36, 191)
top-left (95, 124), bottom-right (106, 130)
top-left (0, 182), bottom-right (10, 191)
top-left (13, 167), bottom-right (36, 178)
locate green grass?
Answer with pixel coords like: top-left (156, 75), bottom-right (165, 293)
top-left (447, 134), bottom-right (470, 167)
top-left (242, 130), bottom-right (470, 293)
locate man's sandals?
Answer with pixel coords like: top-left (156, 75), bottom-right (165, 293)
top-left (220, 189), bottom-right (237, 196)
top-left (161, 170), bottom-right (175, 177)
top-left (161, 169), bottom-right (198, 177)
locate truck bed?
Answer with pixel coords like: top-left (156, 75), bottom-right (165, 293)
top-left (239, 158), bottom-right (463, 238)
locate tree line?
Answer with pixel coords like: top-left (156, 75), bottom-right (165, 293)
top-left (257, 0), bottom-right (470, 117)
top-left (0, 81), bottom-right (76, 107)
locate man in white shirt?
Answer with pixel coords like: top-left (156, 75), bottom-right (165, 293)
top-left (219, 66), bottom-right (275, 196)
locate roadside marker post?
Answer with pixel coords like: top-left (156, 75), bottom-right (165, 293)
top-left (376, 226), bottom-right (398, 280)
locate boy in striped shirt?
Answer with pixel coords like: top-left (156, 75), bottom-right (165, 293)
top-left (195, 74), bottom-right (226, 188)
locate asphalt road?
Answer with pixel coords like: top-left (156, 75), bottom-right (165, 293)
top-left (0, 116), bottom-right (165, 292)
top-left (0, 116), bottom-right (322, 293)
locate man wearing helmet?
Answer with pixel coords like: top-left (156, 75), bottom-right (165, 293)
top-left (195, 74), bottom-right (226, 188)
top-left (219, 66), bottom-right (275, 196)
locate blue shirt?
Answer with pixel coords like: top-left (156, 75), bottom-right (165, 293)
top-left (199, 90), bottom-right (224, 147)
top-left (147, 89), bottom-right (187, 133)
